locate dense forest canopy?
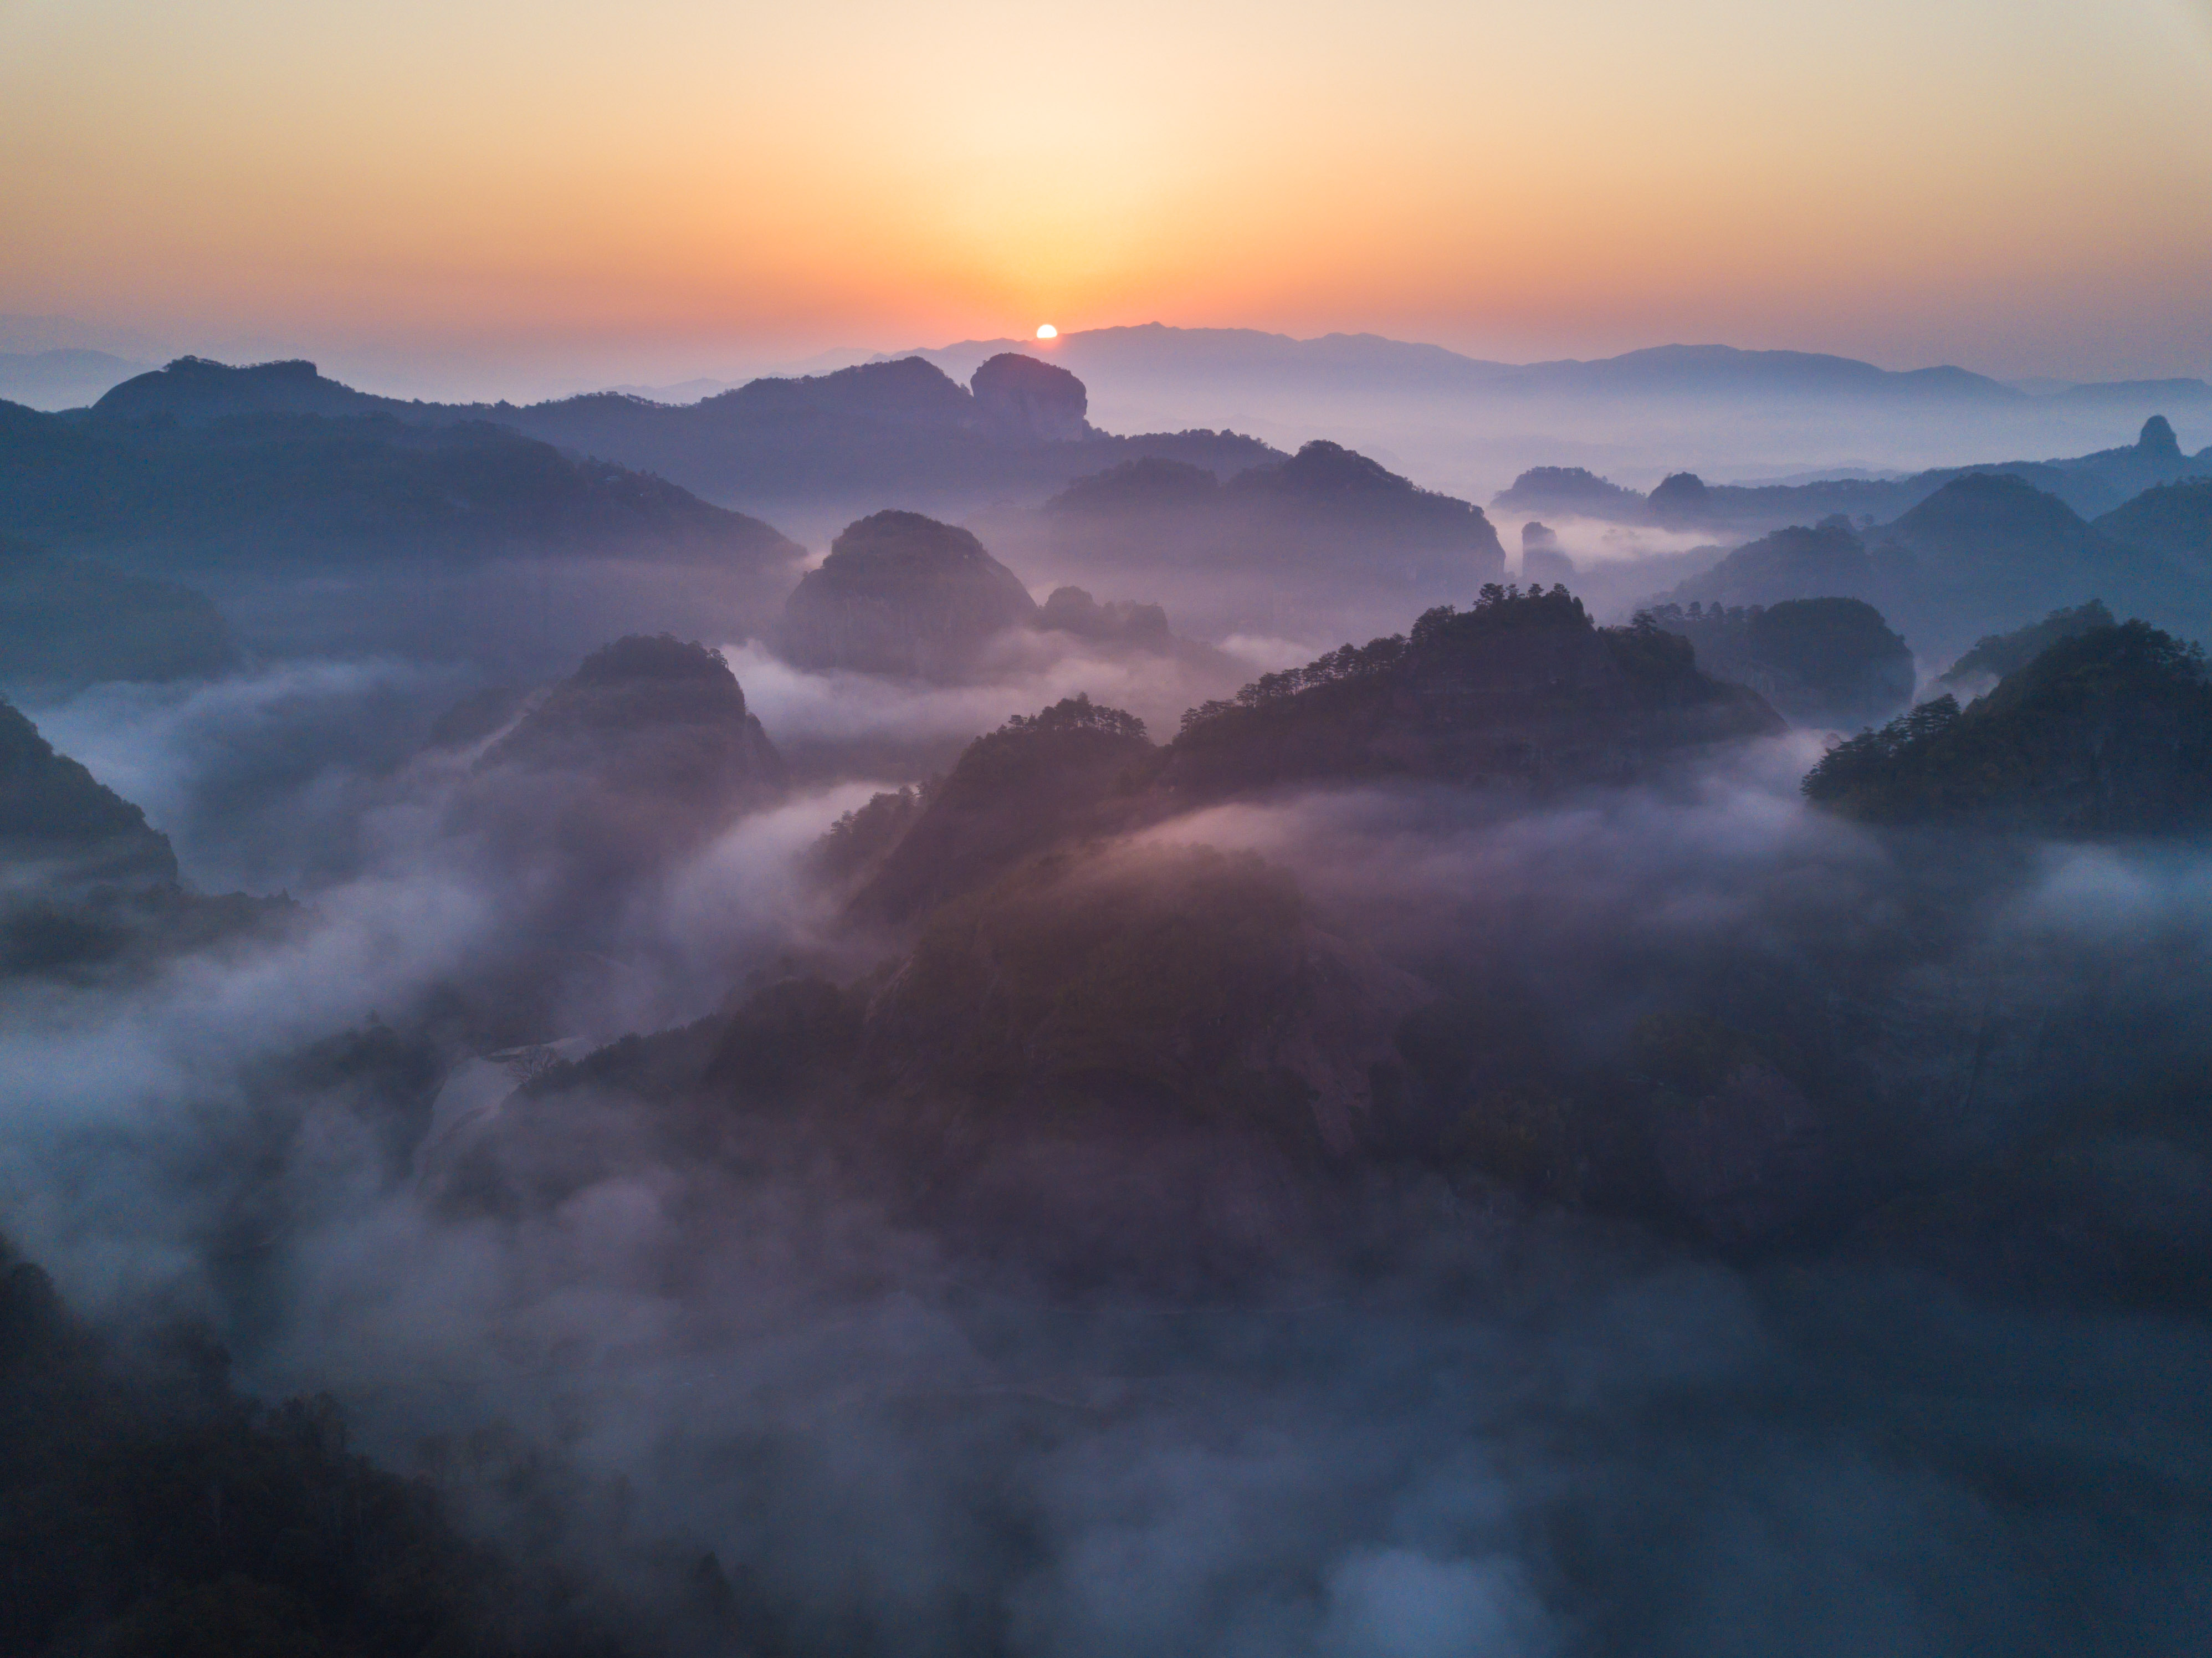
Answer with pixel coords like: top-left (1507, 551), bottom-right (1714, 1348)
top-left (1804, 617), bottom-right (2212, 831)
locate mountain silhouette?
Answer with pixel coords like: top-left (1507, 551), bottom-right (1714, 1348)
top-left (79, 354), bottom-right (1282, 507)
top-left (1163, 585), bottom-right (1780, 799)
top-left (0, 397), bottom-right (807, 667)
top-left (1497, 415), bottom-right (2212, 534)
top-left (1641, 597), bottom-right (1916, 730)
top-left (1662, 475), bottom-right (2206, 661)
top-left (0, 697), bottom-right (177, 889)
top-left (894, 325), bottom-right (2026, 404)
top-left (1938, 599), bottom-right (2115, 693)
top-left (1046, 439), bottom-right (1506, 584)
top-left (776, 511), bottom-right (1040, 680)
top-left (2097, 476), bottom-right (2212, 567)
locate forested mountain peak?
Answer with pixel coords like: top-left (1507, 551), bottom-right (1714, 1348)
top-left (1804, 617), bottom-right (2212, 832)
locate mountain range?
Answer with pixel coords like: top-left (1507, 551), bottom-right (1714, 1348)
top-left (64, 352), bottom-right (1282, 509)
top-left (1656, 468), bottom-right (2212, 661)
top-left (893, 326), bottom-right (2212, 408)
top-left (1498, 416), bottom-right (2212, 530)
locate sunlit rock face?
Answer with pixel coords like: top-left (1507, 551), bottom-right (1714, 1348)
top-left (969, 351), bottom-right (1089, 444)
top-left (775, 510), bottom-right (1039, 681)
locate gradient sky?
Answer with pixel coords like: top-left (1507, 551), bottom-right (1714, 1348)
top-left (4, 0), bottom-right (2210, 394)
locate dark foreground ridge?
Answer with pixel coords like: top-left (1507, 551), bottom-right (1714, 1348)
top-left (0, 1232), bottom-right (722, 1657)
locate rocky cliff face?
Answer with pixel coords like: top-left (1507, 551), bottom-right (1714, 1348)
top-left (969, 352), bottom-right (1089, 443)
top-left (775, 511), bottom-right (1038, 680)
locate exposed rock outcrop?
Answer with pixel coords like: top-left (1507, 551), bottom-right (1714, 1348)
top-left (970, 352), bottom-right (1089, 443)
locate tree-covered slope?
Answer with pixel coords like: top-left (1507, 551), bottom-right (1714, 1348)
top-left (1164, 584), bottom-right (1781, 799)
top-left (1803, 618), bottom-right (2212, 833)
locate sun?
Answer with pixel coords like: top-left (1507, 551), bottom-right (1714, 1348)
top-left (1035, 324), bottom-right (1058, 340)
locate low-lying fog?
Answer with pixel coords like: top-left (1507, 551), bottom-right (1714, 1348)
top-left (6, 621), bottom-right (2209, 1655)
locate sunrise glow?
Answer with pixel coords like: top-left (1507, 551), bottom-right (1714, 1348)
top-left (1, 1), bottom-right (2207, 388)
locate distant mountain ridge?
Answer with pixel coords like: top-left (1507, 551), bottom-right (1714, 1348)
top-left (1499, 416), bottom-right (2212, 530)
top-left (74, 353), bottom-right (1284, 508)
top-left (890, 325), bottom-right (2194, 406)
top-left (1660, 467), bottom-right (2212, 661)
top-left (0, 394), bottom-right (808, 668)
top-left (0, 398), bottom-right (802, 572)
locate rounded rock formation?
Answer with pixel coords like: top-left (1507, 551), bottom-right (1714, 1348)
top-left (776, 511), bottom-right (1039, 680)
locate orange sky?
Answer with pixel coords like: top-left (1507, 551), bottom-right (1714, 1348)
top-left (4, 0), bottom-right (2210, 394)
